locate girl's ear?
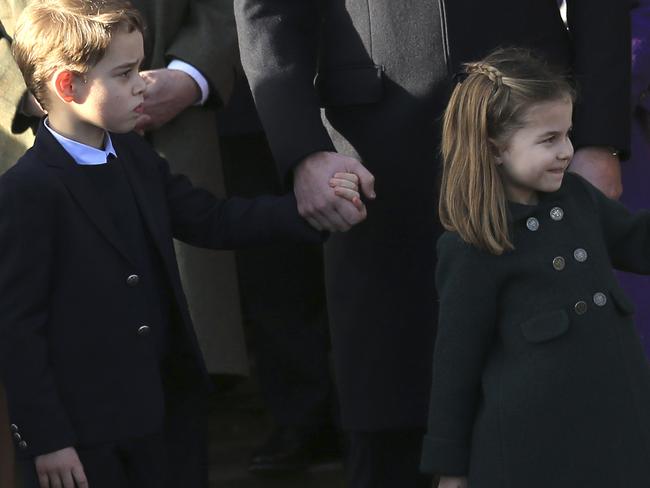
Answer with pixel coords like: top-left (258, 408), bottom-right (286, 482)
top-left (488, 138), bottom-right (503, 164)
top-left (52, 69), bottom-right (83, 103)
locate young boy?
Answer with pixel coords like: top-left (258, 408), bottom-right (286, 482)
top-left (0, 1), bottom-right (371, 487)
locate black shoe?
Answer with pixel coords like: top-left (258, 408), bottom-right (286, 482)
top-left (248, 425), bottom-right (342, 476)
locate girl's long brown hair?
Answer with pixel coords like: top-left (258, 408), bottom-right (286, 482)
top-left (439, 48), bottom-right (575, 255)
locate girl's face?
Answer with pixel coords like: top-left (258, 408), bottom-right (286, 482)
top-left (496, 98), bottom-right (574, 205)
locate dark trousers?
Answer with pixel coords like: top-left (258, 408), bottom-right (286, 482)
top-left (221, 132), bottom-right (334, 429)
top-left (20, 392), bottom-right (207, 488)
top-left (346, 429), bottom-right (433, 488)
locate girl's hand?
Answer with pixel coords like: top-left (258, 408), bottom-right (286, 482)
top-left (437, 476), bottom-right (468, 488)
top-left (329, 172), bottom-right (365, 211)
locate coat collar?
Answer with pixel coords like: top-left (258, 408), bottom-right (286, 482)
top-left (36, 122), bottom-right (166, 268)
top-left (507, 178), bottom-right (570, 222)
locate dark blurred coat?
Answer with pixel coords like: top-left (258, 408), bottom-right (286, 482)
top-left (235, 0), bottom-right (632, 430)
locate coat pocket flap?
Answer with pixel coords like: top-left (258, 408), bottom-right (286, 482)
top-left (610, 287), bottom-right (635, 316)
top-left (315, 65), bottom-right (384, 108)
top-left (520, 310), bottom-right (570, 343)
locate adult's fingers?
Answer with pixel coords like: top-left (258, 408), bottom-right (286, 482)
top-left (349, 161), bottom-right (376, 200)
top-left (61, 469), bottom-right (75, 488)
top-left (316, 207), bottom-right (350, 232)
top-left (49, 472), bottom-right (62, 488)
top-left (71, 466), bottom-right (89, 488)
top-left (335, 200), bottom-right (366, 228)
top-left (38, 472), bottom-right (50, 488)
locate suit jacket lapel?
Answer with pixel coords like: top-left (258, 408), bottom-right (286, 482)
top-left (37, 125), bottom-right (138, 268)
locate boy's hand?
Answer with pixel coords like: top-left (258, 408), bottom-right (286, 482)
top-left (437, 476), bottom-right (468, 488)
top-left (35, 447), bottom-right (88, 488)
top-left (329, 172), bottom-right (365, 213)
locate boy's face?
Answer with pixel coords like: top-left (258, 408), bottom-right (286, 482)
top-left (72, 28), bottom-right (146, 135)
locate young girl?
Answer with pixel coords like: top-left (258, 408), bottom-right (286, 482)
top-left (421, 48), bottom-right (650, 488)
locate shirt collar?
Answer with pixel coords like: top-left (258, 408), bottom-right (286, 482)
top-left (44, 118), bottom-right (117, 165)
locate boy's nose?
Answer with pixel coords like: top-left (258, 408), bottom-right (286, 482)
top-left (134, 74), bottom-right (146, 95)
top-left (558, 138), bottom-right (574, 161)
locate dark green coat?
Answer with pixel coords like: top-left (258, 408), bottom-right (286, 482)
top-left (421, 173), bottom-right (650, 487)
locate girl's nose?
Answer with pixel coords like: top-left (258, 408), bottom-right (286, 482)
top-left (558, 137), bottom-right (574, 161)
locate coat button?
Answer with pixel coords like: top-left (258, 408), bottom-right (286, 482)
top-left (550, 207), bottom-right (564, 221)
top-left (593, 292), bottom-right (607, 307)
top-left (573, 248), bottom-right (588, 262)
top-left (552, 256), bottom-right (566, 271)
top-left (18, 440), bottom-right (27, 450)
top-left (9, 424), bottom-right (18, 433)
top-left (574, 301), bottom-right (588, 315)
top-left (526, 217), bottom-right (540, 231)
top-left (137, 325), bottom-right (150, 336)
top-left (13, 433), bottom-right (21, 441)
top-left (126, 274), bottom-right (140, 286)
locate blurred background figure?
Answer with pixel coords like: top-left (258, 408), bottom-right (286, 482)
top-left (617, 0), bottom-right (650, 357)
top-left (218, 75), bottom-right (342, 476)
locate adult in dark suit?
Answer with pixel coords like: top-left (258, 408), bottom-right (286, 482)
top-left (234, 1), bottom-right (632, 486)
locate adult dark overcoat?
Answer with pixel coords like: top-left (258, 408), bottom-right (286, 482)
top-left (235, 0), bottom-right (632, 430)
top-left (422, 173), bottom-right (650, 486)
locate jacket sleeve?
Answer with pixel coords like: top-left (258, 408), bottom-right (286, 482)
top-left (0, 170), bottom-right (76, 457)
top-left (567, 0), bottom-right (632, 157)
top-left (164, 0), bottom-right (239, 107)
top-left (573, 174), bottom-right (650, 273)
top-left (234, 0), bottom-right (335, 183)
top-left (155, 153), bottom-right (326, 248)
top-left (632, 0), bottom-right (650, 106)
top-left (420, 233), bottom-right (498, 476)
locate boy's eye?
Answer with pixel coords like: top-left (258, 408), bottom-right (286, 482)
top-left (543, 136), bottom-right (556, 143)
top-left (120, 69), bottom-right (131, 77)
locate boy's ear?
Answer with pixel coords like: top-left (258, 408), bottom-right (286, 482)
top-left (53, 69), bottom-right (82, 103)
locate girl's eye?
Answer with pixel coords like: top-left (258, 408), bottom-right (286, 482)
top-left (543, 136), bottom-right (555, 143)
top-left (120, 70), bottom-right (131, 78)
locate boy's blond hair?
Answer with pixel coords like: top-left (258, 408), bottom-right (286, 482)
top-left (439, 48), bottom-right (575, 255)
top-left (12, 0), bottom-right (144, 110)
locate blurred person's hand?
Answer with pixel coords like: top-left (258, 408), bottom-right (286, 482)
top-left (569, 146), bottom-right (622, 199)
top-left (35, 446), bottom-right (88, 488)
top-left (134, 68), bottom-right (201, 132)
top-left (293, 151), bottom-right (375, 232)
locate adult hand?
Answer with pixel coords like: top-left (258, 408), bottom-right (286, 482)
top-left (568, 146), bottom-right (622, 200)
top-left (294, 151), bottom-right (375, 232)
top-left (134, 69), bottom-right (201, 133)
top-left (35, 447), bottom-right (88, 488)
top-left (437, 476), bottom-right (468, 488)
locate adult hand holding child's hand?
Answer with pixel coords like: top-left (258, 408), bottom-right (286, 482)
top-left (35, 446), bottom-right (88, 488)
top-left (294, 151), bottom-right (376, 232)
top-left (134, 68), bottom-right (201, 133)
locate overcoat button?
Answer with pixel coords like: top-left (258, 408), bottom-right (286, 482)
top-left (18, 441), bottom-right (27, 450)
top-left (574, 248), bottom-right (588, 262)
top-left (13, 433), bottom-right (21, 441)
top-left (137, 325), bottom-right (150, 336)
top-left (526, 217), bottom-right (539, 231)
top-left (550, 207), bottom-right (564, 221)
top-left (575, 301), bottom-right (588, 315)
top-left (593, 292), bottom-right (607, 307)
top-left (9, 424), bottom-right (18, 432)
top-left (126, 274), bottom-right (140, 286)
top-left (552, 256), bottom-right (566, 271)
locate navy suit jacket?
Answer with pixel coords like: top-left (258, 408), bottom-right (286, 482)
top-left (0, 123), bottom-right (323, 457)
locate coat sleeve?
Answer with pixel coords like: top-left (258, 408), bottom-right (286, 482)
top-left (155, 152), bottom-right (326, 248)
top-left (234, 0), bottom-right (335, 183)
top-left (567, 0), bottom-right (632, 157)
top-left (420, 233), bottom-right (498, 476)
top-left (164, 0), bottom-right (239, 107)
top-left (572, 173), bottom-right (650, 273)
top-left (0, 169), bottom-right (77, 457)
top-left (631, 0), bottom-right (650, 106)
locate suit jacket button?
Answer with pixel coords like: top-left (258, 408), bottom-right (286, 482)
top-left (13, 433), bottom-right (21, 441)
top-left (574, 301), bottom-right (588, 315)
top-left (126, 274), bottom-right (140, 286)
top-left (137, 325), bottom-right (150, 336)
top-left (10, 424), bottom-right (18, 433)
top-left (552, 256), bottom-right (566, 271)
top-left (593, 292), bottom-right (607, 307)
top-left (18, 440), bottom-right (27, 450)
